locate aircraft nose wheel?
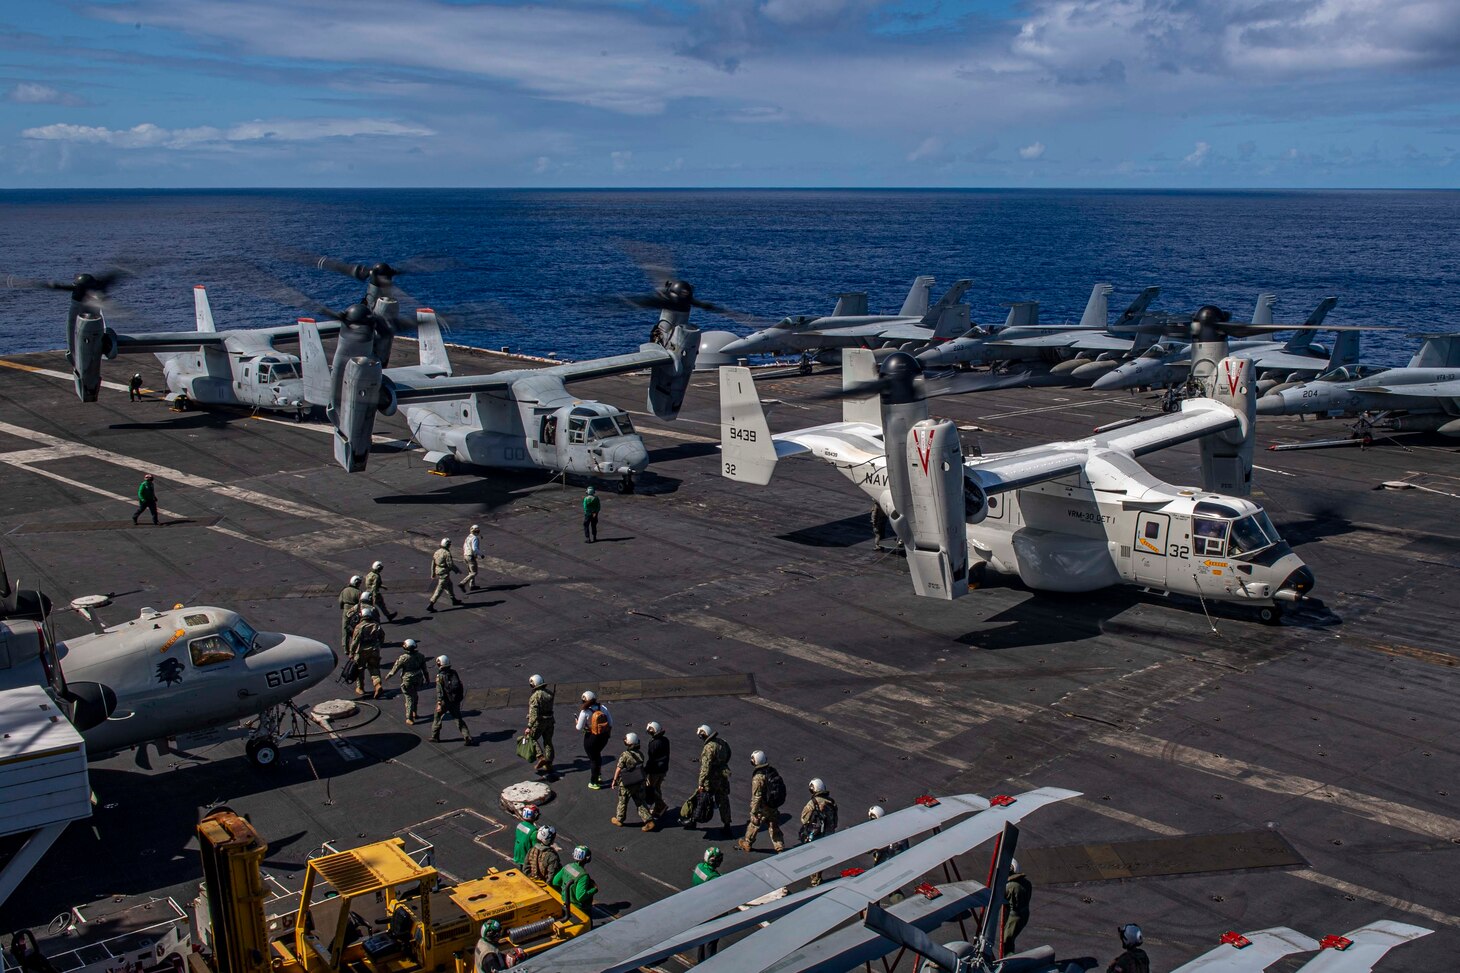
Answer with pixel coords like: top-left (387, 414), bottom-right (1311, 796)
top-left (620, 472), bottom-right (636, 495)
top-left (434, 455), bottom-right (461, 476)
top-left (1257, 604), bottom-right (1284, 626)
top-left (246, 737), bottom-right (280, 769)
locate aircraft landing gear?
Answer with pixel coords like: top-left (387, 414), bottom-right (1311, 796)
top-left (620, 471), bottom-right (636, 495)
top-left (245, 737), bottom-right (279, 768)
top-left (1257, 604), bottom-right (1284, 626)
top-left (434, 454), bottom-right (461, 476)
top-left (798, 353), bottom-right (814, 376)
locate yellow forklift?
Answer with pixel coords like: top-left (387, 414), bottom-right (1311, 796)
top-left (190, 810), bottom-right (589, 973)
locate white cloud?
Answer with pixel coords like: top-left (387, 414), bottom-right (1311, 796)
top-left (760, 0), bottom-right (873, 26)
top-left (1018, 141), bottom-right (1045, 160)
top-left (22, 118), bottom-right (432, 149)
top-left (6, 82), bottom-right (84, 106)
top-left (1183, 140), bottom-right (1211, 166)
top-left (906, 136), bottom-right (943, 162)
top-left (610, 150), bottom-right (633, 172)
top-left (533, 156), bottom-right (551, 173)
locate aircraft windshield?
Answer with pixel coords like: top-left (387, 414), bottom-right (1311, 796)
top-left (232, 618), bottom-right (260, 656)
top-left (1228, 512), bottom-right (1281, 557)
top-left (267, 363), bottom-right (300, 382)
top-left (615, 414), bottom-right (635, 435)
top-left (587, 417), bottom-right (620, 440)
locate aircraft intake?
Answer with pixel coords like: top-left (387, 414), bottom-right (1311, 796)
top-left (64, 680), bottom-right (118, 732)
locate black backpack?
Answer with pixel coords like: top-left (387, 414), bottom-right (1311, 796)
top-left (761, 767), bottom-right (787, 808)
top-left (441, 667), bottom-right (465, 705)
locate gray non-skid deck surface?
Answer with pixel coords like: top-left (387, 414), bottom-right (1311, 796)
top-left (0, 347), bottom-right (1457, 970)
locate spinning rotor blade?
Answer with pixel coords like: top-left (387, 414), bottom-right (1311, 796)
top-left (818, 367), bottom-right (1042, 402)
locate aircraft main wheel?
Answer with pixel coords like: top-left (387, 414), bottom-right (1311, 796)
top-left (1257, 604), bottom-right (1284, 626)
top-left (434, 455), bottom-right (461, 476)
top-left (246, 738), bottom-right (279, 769)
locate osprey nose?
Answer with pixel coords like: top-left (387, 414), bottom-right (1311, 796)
top-left (614, 439), bottom-right (649, 473)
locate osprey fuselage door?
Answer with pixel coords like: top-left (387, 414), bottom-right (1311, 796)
top-left (1134, 512), bottom-right (1169, 586)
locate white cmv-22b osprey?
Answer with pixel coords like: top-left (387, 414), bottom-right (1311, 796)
top-left (720, 347), bottom-right (1314, 623)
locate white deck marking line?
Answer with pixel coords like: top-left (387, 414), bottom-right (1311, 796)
top-left (1253, 464), bottom-right (1294, 476)
top-left (671, 613), bottom-right (903, 679)
top-left (247, 414), bottom-right (406, 446)
top-left (1099, 732), bottom-right (1460, 841)
top-left (0, 419), bottom-right (381, 532)
top-left (0, 359), bottom-right (133, 391)
top-left (1288, 869), bottom-right (1460, 929)
top-left (0, 460), bottom-right (131, 504)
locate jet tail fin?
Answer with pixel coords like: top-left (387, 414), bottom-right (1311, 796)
top-left (298, 320), bottom-right (332, 407)
top-left (918, 279), bottom-right (971, 327)
top-left (1251, 292), bottom-right (1276, 326)
top-left (1110, 285), bottom-right (1160, 331)
top-left (898, 276), bottom-right (935, 317)
top-left (930, 303), bottom-right (970, 341)
top-left (719, 366), bottom-right (778, 485)
top-left (842, 348), bottom-right (880, 425)
top-left (831, 292), bottom-right (868, 317)
top-left (1079, 283), bottom-right (1114, 329)
top-left (1283, 297), bottom-right (1336, 352)
top-left (1326, 328), bottom-right (1360, 369)
top-left (1409, 334), bottom-right (1460, 368)
top-left (1003, 301), bottom-right (1038, 329)
top-left (1201, 356), bottom-right (1256, 496)
top-left (193, 285), bottom-right (217, 332)
top-left (414, 310), bottom-right (452, 376)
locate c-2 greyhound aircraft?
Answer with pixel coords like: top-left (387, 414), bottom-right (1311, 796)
top-left (0, 551), bottom-right (335, 768)
top-left (300, 278), bottom-right (701, 490)
top-left (721, 340), bottom-right (1315, 622)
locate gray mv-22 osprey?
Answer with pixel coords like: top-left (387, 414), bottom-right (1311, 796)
top-left (298, 271), bottom-right (700, 491)
top-left (0, 547), bottom-right (335, 769)
top-left (22, 270), bottom-right (344, 414)
top-left (722, 311), bottom-right (1315, 623)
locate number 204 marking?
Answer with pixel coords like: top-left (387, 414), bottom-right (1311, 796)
top-left (266, 663), bottom-right (308, 688)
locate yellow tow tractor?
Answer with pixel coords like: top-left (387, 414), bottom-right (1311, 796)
top-left (190, 810), bottom-right (589, 973)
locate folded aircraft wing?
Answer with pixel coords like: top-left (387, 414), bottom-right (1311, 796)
top-left (258, 321), bottom-right (344, 344)
top-left (111, 331), bottom-right (230, 353)
top-left (1172, 927), bottom-right (1320, 972)
top-left (695, 787), bottom-right (1079, 972)
top-left (513, 791), bottom-right (1005, 973)
top-left (966, 399), bottom-right (1240, 494)
top-left (1294, 920), bottom-right (1432, 972)
top-left (1365, 379), bottom-right (1460, 398)
top-left (549, 344), bottom-right (673, 383)
top-left (766, 880), bottom-right (990, 973)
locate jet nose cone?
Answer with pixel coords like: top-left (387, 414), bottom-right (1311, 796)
top-left (915, 345), bottom-right (948, 365)
top-left (1091, 370), bottom-right (1126, 391)
top-left (718, 336), bottom-right (757, 356)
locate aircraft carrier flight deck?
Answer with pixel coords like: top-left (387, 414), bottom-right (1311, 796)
top-left (0, 341), bottom-right (1456, 970)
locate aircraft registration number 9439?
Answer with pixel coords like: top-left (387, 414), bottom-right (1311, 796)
top-left (265, 663), bottom-right (309, 688)
top-left (728, 427), bottom-right (757, 442)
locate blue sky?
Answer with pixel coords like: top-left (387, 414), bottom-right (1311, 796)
top-left (2, 0), bottom-right (1458, 188)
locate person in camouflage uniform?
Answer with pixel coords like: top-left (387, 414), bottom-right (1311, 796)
top-left (427, 538), bottom-right (462, 612)
top-left (338, 575), bottom-right (361, 649)
top-left (349, 606), bottom-right (385, 698)
top-left (524, 674), bottom-right (555, 774)
top-left (692, 724), bottom-right (732, 833)
top-left (736, 750), bottom-right (785, 853)
top-left (524, 825), bottom-right (561, 884)
top-left (363, 560), bottom-right (398, 621)
top-left (610, 732), bottom-right (655, 832)
top-left (384, 638), bottom-right (429, 723)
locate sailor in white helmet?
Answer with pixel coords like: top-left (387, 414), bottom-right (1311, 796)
top-left (427, 537), bottom-right (462, 612)
top-left (462, 525), bottom-right (482, 591)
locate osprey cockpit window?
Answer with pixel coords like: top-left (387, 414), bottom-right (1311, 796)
top-left (567, 413), bottom-right (589, 444)
top-left (1192, 517), bottom-right (1229, 557)
top-left (190, 634), bottom-right (236, 667)
top-left (1227, 512), bottom-right (1280, 558)
top-left (615, 413), bottom-right (636, 435)
top-left (588, 417), bottom-right (619, 440)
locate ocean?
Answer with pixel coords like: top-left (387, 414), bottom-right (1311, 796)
top-left (1, 189), bottom-right (1456, 366)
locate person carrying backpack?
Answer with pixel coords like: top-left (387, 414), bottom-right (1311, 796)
top-left (431, 654), bottom-right (474, 745)
top-left (799, 778), bottom-right (838, 885)
top-left (574, 690), bottom-right (613, 789)
top-left (736, 749), bottom-right (786, 853)
top-left (691, 724), bottom-right (733, 834)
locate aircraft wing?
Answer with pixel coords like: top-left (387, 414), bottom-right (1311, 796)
top-left (549, 344), bottom-right (674, 384)
top-left (989, 331), bottom-right (1089, 350)
top-left (766, 880), bottom-right (990, 973)
top-left (1172, 928), bottom-right (1320, 972)
top-left (384, 345), bottom-right (675, 406)
top-left (1066, 333), bottom-right (1135, 352)
top-left (1365, 379), bottom-right (1460, 398)
top-left (694, 787), bottom-right (1079, 972)
top-left (619, 885), bottom-right (833, 968)
top-left (110, 331), bottom-right (230, 354)
top-left (769, 422), bottom-right (886, 465)
top-left (512, 791), bottom-right (1005, 973)
top-left (255, 321), bottom-right (344, 344)
top-left (1243, 350), bottom-right (1327, 373)
top-left (967, 399), bottom-right (1241, 494)
top-left (1295, 920), bottom-right (1432, 971)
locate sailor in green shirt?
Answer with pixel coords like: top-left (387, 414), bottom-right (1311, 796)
top-left (692, 846), bottom-right (723, 885)
top-left (512, 804), bottom-right (540, 866)
top-left (552, 845), bottom-right (598, 927)
top-left (132, 473), bottom-right (159, 525)
top-left (582, 486), bottom-right (600, 543)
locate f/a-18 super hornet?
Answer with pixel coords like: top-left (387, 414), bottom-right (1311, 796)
top-left (1093, 296), bottom-right (1346, 392)
top-left (713, 277), bottom-right (973, 361)
top-left (722, 334), bottom-right (1315, 622)
top-left (0, 545), bottom-right (335, 769)
top-left (915, 283), bottom-right (1163, 378)
top-left (1256, 334), bottom-right (1460, 437)
top-left (14, 270), bottom-right (348, 415)
top-left (299, 272), bottom-right (700, 490)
